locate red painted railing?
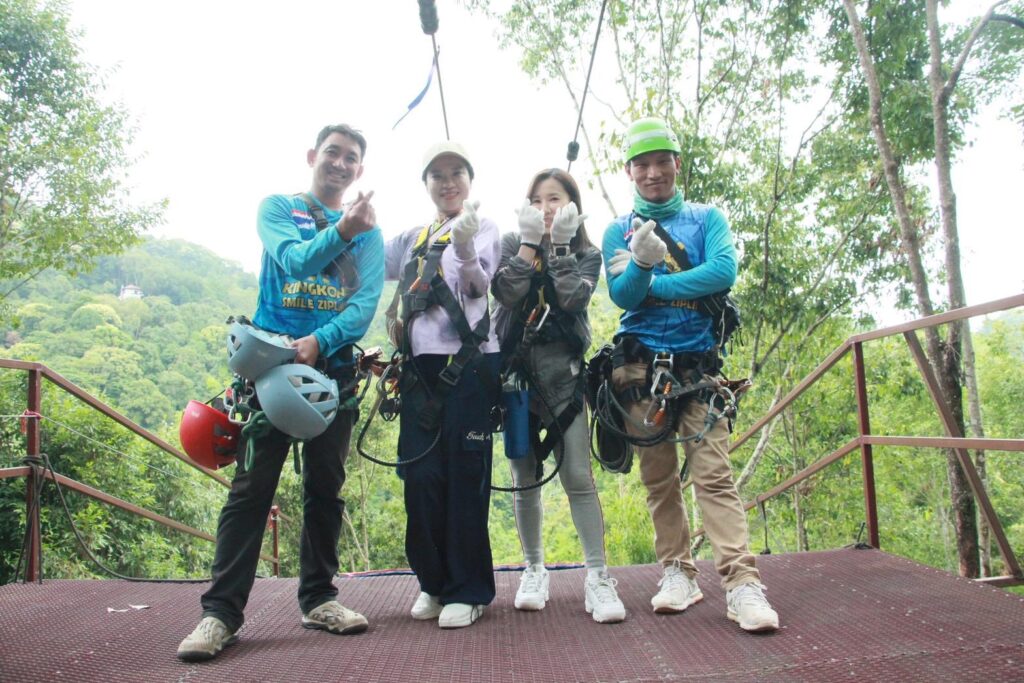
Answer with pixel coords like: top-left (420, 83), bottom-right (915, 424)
top-left (695, 292), bottom-right (1024, 586)
top-left (0, 360), bottom-right (282, 581)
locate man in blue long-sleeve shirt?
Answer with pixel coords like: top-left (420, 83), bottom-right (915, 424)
top-left (178, 124), bottom-right (385, 661)
top-left (602, 117), bottom-right (779, 633)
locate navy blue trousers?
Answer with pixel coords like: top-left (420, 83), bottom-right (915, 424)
top-left (200, 375), bottom-right (355, 633)
top-left (399, 352), bottom-right (500, 606)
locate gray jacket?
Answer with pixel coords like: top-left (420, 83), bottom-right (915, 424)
top-left (491, 232), bottom-right (602, 412)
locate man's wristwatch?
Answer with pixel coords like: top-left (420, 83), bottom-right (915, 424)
top-left (552, 243), bottom-right (571, 257)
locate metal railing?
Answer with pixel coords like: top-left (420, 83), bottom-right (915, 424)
top-left (0, 359), bottom-right (282, 581)
top-left (706, 293), bottom-right (1024, 587)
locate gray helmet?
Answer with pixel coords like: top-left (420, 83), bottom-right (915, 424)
top-left (254, 363), bottom-right (339, 440)
top-left (227, 321), bottom-right (297, 380)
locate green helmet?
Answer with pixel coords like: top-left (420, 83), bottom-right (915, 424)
top-left (623, 117), bottom-right (681, 163)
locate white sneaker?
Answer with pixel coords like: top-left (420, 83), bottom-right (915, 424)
top-left (651, 563), bottom-right (703, 613)
top-left (438, 603), bottom-right (484, 628)
top-left (726, 582), bottom-right (779, 632)
top-left (584, 572), bottom-right (626, 624)
top-left (176, 616), bottom-right (237, 661)
top-left (514, 564), bottom-right (549, 611)
top-left (410, 592), bottom-right (443, 620)
top-left (301, 600), bottom-right (369, 634)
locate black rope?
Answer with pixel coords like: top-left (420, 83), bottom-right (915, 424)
top-left (9, 453), bottom-right (215, 584)
top-left (759, 500), bottom-right (772, 555)
top-left (12, 455), bottom-right (46, 584)
top-left (566, 0), bottom-right (609, 172)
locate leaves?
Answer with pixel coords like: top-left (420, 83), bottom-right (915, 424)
top-left (0, 0), bottom-right (163, 302)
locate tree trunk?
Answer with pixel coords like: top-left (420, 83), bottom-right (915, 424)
top-left (926, 0), bottom-right (987, 578)
top-left (845, 0), bottom-right (979, 577)
top-left (962, 325), bottom-right (991, 575)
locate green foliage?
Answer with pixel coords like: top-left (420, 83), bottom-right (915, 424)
top-left (0, 237), bottom-right (254, 581)
top-left (0, 0), bottom-right (163, 304)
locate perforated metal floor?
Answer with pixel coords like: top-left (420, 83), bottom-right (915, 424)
top-left (2, 549), bottom-right (1023, 682)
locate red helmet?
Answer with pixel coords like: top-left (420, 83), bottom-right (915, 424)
top-left (179, 400), bottom-right (240, 470)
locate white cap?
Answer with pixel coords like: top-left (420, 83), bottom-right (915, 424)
top-left (421, 141), bottom-right (475, 181)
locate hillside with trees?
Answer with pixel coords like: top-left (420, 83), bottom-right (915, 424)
top-left (1, 0), bottom-right (1022, 589)
top-left (2, 238), bottom-right (1023, 587)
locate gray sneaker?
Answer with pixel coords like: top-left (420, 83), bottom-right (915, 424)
top-left (584, 573), bottom-right (626, 624)
top-left (438, 603), bottom-right (484, 629)
top-left (514, 564), bottom-right (550, 611)
top-left (726, 582), bottom-right (779, 632)
top-left (301, 600), bottom-right (369, 634)
top-left (410, 592), bottom-right (443, 620)
top-left (651, 563), bottom-right (703, 613)
top-left (176, 616), bottom-right (237, 662)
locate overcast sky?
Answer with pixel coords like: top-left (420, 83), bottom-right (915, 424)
top-left (67, 0), bottom-right (1023, 311)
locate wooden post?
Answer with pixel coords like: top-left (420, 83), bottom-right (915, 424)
top-left (25, 368), bottom-right (42, 582)
top-left (852, 343), bottom-right (880, 548)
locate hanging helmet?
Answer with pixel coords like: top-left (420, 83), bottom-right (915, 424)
top-left (254, 364), bottom-right (339, 440)
top-left (226, 321), bottom-right (297, 380)
top-left (623, 117), bottom-right (681, 163)
top-left (179, 400), bottom-right (240, 470)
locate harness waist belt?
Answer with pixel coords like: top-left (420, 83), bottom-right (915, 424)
top-left (612, 335), bottom-right (720, 373)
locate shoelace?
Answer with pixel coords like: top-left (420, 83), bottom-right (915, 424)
top-left (520, 569), bottom-right (545, 593)
top-left (314, 602), bottom-right (353, 623)
top-left (589, 577), bottom-right (620, 604)
top-left (658, 569), bottom-right (688, 590)
top-left (730, 584), bottom-right (770, 609)
top-left (197, 619), bottom-right (228, 641)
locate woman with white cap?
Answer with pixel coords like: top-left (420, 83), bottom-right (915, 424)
top-left (491, 168), bottom-right (626, 624)
top-left (384, 142), bottom-right (501, 629)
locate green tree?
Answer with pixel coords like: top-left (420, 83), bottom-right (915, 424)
top-left (0, 0), bottom-right (162, 310)
top-left (837, 0), bottom-right (1024, 577)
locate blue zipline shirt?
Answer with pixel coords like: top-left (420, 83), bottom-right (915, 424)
top-left (602, 203), bottom-right (737, 354)
top-left (253, 194), bottom-right (385, 367)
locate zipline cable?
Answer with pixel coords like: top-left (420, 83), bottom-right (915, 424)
top-left (566, 0), bottom-right (609, 172)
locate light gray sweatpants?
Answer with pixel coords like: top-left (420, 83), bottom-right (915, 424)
top-left (508, 405), bottom-right (607, 569)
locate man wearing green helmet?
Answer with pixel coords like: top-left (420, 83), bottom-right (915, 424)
top-left (601, 116), bottom-right (779, 632)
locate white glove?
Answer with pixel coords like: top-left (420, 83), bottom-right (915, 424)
top-left (607, 248), bottom-right (631, 276)
top-left (451, 200), bottom-right (481, 245)
top-left (550, 203), bottom-right (587, 245)
top-left (514, 198), bottom-right (545, 246)
top-left (629, 218), bottom-right (666, 269)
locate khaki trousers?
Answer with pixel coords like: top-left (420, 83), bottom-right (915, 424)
top-left (612, 362), bottom-right (760, 589)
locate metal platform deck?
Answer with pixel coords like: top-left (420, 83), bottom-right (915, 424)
top-left (2, 548), bottom-right (1023, 682)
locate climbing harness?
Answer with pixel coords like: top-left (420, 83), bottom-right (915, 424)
top-left (587, 337), bottom-right (751, 470)
top-left (357, 220), bottom-right (495, 469)
top-left (354, 349), bottom-right (446, 468)
top-left (494, 253), bottom-right (593, 493)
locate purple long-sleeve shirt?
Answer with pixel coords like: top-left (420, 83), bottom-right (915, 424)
top-left (385, 217), bottom-right (501, 356)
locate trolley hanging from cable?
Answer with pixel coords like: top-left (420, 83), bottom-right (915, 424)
top-left (394, 1), bottom-right (452, 138)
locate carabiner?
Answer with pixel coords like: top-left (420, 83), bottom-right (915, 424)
top-left (526, 302), bottom-right (551, 331)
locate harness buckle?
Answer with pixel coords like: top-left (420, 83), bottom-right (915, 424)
top-left (437, 361), bottom-right (464, 387)
top-left (652, 351), bottom-right (673, 371)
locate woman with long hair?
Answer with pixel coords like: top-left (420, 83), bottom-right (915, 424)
top-left (491, 168), bottom-right (625, 624)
